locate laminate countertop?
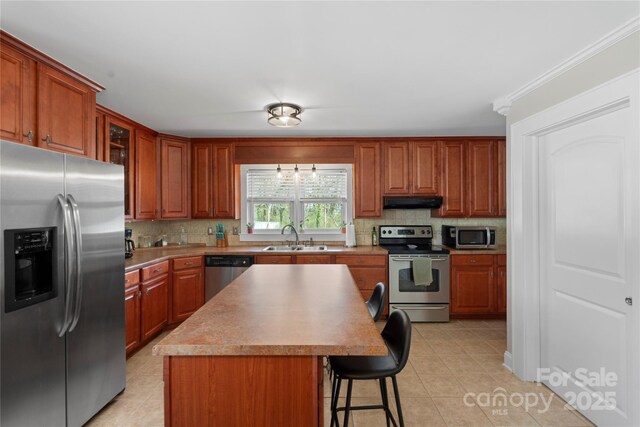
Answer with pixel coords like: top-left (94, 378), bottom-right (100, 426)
top-left (124, 244), bottom-right (389, 272)
top-left (152, 264), bottom-right (388, 357)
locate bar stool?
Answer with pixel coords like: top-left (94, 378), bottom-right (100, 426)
top-left (366, 282), bottom-right (386, 322)
top-left (329, 309), bottom-right (411, 427)
top-left (328, 283), bottom-right (387, 379)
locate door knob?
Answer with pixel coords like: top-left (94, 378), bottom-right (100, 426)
top-left (625, 297), bottom-right (632, 306)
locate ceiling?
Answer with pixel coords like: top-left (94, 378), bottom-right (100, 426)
top-left (1, 1), bottom-right (637, 138)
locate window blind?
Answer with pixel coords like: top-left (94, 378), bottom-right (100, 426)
top-left (246, 170), bottom-right (295, 200)
top-left (246, 169), bottom-right (348, 201)
top-left (299, 170), bottom-right (348, 199)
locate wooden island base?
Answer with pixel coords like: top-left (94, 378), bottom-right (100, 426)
top-left (163, 355), bottom-right (323, 426)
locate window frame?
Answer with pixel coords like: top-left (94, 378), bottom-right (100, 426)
top-left (240, 164), bottom-right (353, 242)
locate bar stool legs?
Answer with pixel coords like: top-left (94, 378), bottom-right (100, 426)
top-left (330, 376), bottom-right (403, 427)
top-left (379, 378), bottom-right (391, 427)
top-left (330, 376), bottom-right (342, 427)
top-left (391, 375), bottom-right (404, 427)
top-left (343, 379), bottom-right (353, 427)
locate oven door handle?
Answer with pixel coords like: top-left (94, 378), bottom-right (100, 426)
top-left (390, 257), bottom-right (448, 262)
top-left (485, 227), bottom-right (492, 249)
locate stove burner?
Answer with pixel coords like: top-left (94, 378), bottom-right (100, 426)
top-left (378, 225), bottom-right (449, 255)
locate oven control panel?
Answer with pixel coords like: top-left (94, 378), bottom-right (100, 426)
top-left (379, 225), bottom-right (432, 239)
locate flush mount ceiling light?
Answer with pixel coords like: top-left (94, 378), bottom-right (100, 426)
top-left (266, 102), bottom-right (303, 128)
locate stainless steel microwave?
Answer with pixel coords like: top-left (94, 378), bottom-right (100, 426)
top-left (442, 225), bottom-right (497, 249)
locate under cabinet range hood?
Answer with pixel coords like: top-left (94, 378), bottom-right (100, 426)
top-left (383, 196), bottom-right (443, 210)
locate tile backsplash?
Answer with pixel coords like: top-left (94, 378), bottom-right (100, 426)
top-left (126, 210), bottom-right (506, 248)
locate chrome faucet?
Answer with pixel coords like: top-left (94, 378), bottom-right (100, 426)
top-left (281, 224), bottom-right (299, 247)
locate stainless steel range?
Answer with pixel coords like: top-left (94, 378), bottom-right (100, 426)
top-left (379, 225), bottom-right (450, 322)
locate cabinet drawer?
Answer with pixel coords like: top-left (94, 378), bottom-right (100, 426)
top-left (349, 267), bottom-right (387, 291)
top-left (141, 261), bottom-right (169, 281)
top-left (173, 256), bottom-right (203, 271)
top-left (497, 254), bottom-right (506, 266)
top-left (255, 255), bottom-right (293, 264)
top-left (124, 270), bottom-right (140, 289)
top-left (335, 255), bottom-right (386, 268)
top-left (296, 255), bottom-right (333, 264)
top-left (451, 254), bottom-right (494, 267)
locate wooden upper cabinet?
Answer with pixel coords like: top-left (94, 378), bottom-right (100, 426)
top-left (434, 140), bottom-right (466, 217)
top-left (0, 44), bottom-right (36, 145)
top-left (161, 136), bottom-right (190, 219)
top-left (191, 143), bottom-right (213, 218)
top-left (382, 140), bottom-right (438, 196)
top-left (103, 114), bottom-right (136, 219)
top-left (412, 141), bottom-right (438, 195)
top-left (467, 140), bottom-right (497, 217)
top-left (135, 130), bottom-right (159, 219)
top-left (434, 138), bottom-right (504, 218)
top-left (383, 142), bottom-right (411, 194)
top-left (37, 63), bottom-right (96, 158)
top-left (497, 139), bottom-right (507, 217)
top-left (190, 142), bottom-right (235, 219)
top-left (212, 144), bottom-right (235, 218)
top-left (354, 142), bottom-right (382, 218)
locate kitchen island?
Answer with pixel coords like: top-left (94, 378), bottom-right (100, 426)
top-left (153, 264), bottom-right (387, 426)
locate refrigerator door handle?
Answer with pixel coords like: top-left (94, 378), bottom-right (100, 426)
top-left (67, 194), bottom-right (84, 332)
top-left (57, 194), bottom-right (75, 337)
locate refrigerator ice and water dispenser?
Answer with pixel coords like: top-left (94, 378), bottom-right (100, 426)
top-left (3, 227), bottom-right (57, 313)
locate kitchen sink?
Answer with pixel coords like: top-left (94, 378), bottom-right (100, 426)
top-left (262, 245), bottom-right (328, 252)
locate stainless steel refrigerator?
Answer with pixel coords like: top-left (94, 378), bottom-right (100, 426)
top-left (0, 140), bottom-right (126, 426)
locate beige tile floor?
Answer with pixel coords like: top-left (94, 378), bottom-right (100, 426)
top-left (87, 319), bottom-right (595, 427)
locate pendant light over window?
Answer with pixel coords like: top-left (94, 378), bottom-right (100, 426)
top-left (266, 103), bottom-right (303, 128)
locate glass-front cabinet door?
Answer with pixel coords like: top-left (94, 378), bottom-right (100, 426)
top-left (105, 117), bottom-right (135, 219)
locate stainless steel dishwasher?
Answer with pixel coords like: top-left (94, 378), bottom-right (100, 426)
top-left (204, 255), bottom-right (254, 301)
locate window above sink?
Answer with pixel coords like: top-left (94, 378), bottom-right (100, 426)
top-left (240, 164), bottom-right (353, 242)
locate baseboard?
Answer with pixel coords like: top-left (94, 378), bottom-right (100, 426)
top-left (503, 351), bottom-right (513, 372)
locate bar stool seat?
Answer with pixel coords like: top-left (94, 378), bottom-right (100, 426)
top-left (329, 353), bottom-right (398, 379)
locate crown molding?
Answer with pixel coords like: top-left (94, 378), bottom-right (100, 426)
top-left (493, 16), bottom-right (639, 116)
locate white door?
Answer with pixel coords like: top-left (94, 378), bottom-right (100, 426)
top-left (539, 86), bottom-right (638, 426)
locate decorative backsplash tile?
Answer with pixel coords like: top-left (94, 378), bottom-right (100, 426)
top-left (126, 210), bottom-right (506, 248)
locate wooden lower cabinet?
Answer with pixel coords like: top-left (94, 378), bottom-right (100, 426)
top-left (141, 271), bottom-right (169, 343)
top-left (124, 270), bottom-right (141, 357)
top-left (171, 257), bottom-right (204, 323)
top-left (450, 254), bottom-right (506, 317)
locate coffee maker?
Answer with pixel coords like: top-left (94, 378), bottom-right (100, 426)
top-left (125, 228), bottom-right (135, 258)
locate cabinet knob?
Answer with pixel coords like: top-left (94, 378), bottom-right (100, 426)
top-left (43, 135), bottom-right (52, 145)
top-left (145, 288), bottom-right (150, 295)
top-left (185, 262), bottom-right (193, 265)
top-left (137, 291), bottom-right (142, 299)
top-left (125, 279), bottom-right (129, 284)
top-left (24, 130), bottom-right (34, 143)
